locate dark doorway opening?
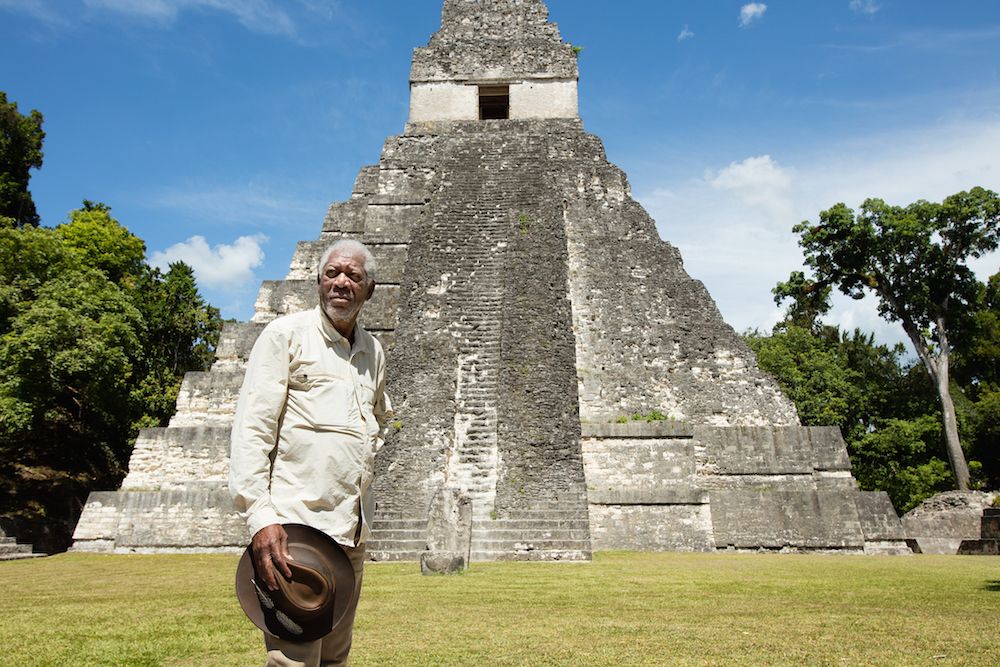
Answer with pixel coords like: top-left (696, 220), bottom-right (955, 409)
top-left (479, 85), bottom-right (510, 120)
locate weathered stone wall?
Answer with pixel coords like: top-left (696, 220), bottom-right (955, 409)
top-left (411, 0), bottom-right (577, 84)
top-left (557, 142), bottom-right (799, 426)
top-left (375, 120), bottom-right (589, 526)
top-left (582, 422), bottom-right (909, 554)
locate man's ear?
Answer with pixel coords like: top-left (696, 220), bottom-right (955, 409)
top-left (366, 281), bottom-right (376, 301)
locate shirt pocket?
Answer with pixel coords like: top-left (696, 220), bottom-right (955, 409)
top-left (287, 371), bottom-right (355, 429)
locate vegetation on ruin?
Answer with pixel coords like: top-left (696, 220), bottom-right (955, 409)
top-left (613, 410), bottom-right (672, 424)
top-left (1, 551), bottom-right (997, 666)
top-left (0, 92), bottom-right (223, 551)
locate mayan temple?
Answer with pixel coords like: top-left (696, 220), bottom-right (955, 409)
top-left (72, 0), bottom-right (909, 559)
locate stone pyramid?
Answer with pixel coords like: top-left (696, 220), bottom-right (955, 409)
top-left (72, 0), bottom-right (909, 559)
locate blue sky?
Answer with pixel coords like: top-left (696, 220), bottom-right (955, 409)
top-left (2, 0), bottom-right (999, 349)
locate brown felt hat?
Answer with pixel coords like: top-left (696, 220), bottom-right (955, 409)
top-left (235, 524), bottom-right (356, 642)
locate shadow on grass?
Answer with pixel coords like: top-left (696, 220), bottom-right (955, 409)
top-left (983, 581), bottom-right (1000, 592)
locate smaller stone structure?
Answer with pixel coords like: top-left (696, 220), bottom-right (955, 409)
top-left (421, 488), bottom-right (473, 574)
top-left (0, 522), bottom-right (45, 561)
top-left (957, 507), bottom-right (1000, 555)
top-left (902, 491), bottom-right (998, 555)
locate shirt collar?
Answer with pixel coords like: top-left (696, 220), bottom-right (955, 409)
top-left (315, 306), bottom-right (370, 356)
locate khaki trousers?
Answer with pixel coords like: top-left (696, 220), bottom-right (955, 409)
top-left (263, 542), bottom-right (367, 667)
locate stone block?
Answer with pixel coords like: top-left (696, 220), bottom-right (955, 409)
top-left (588, 504), bottom-right (714, 552)
top-left (353, 166), bottom-right (379, 196)
top-left (982, 508), bottom-right (1000, 539)
top-left (251, 281), bottom-right (316, 323)
top-left (808, 426), bottom-right (853, 470)
top-left (121, 426), bottom-right (232, 490)
top-left (709, 489), bottom-right (865, 550)
top-left (420, 551), bottom-right (468, 575)
top-left (169, 371), bottom-right (243, 427)
top-left (364, 204), bottom-right (423, 243)
top-left (214, 322), bottom-right (266, 368)
top-left (854, 491), bottom-right (906, 541)
top-left (583, 435), bottom-right (704, 505)
top-left (378, 167), bottom-right (437, 200)
top-left (323, 198), bottom-right (368, 235)
top-left (580, 421), bottom-right (694, 439)
top-left (422, 488), bottom-right (472, 575)
top-left (695, 426), bottom-right (815, 475)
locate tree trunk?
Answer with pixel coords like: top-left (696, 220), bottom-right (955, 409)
top-left (897, 311), bottom-right (971, 491)
top-left (933, 353), bottom-right (971, 491)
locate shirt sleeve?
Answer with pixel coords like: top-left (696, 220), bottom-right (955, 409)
top-left (372, 343), bottom-right (393, 453)
top-left (228, 324), bottom-right (290, 539)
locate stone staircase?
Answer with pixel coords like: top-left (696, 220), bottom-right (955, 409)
top-left (0, 526), bottom-right (45, 561)
top-left (366, 514), bottom-right (430, 561)
top-left (471, 505), bottom-right (591, 561)
top-left (436, 138), bottom-right (510, 524)
top-left (427, 127), bottom-right (590, 561)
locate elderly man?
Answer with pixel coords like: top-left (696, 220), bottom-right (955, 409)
top-left (229, 238), bottom-right (390, 667)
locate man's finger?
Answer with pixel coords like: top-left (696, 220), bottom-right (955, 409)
top-left (252, 524), bottom-right (288, 591)
top-left (255, 549), bottom-right (278, 591)
top-left (271, 527), bottom-right (292, 579)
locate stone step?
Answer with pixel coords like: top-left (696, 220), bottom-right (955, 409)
top-left (470, 537), bottom-right (591, 550)
top-left (122, 426), bottom-right (233, 489)
top-left (168, 371), bottom-right (245, 427)
top-left (370, 528), bottom-right (427, 541)
top-left (472, 528), bottom-right (591, 540)
top-left (469, 549), bottom-right (591, 562)
top-left (213, 321), bottom-right (267, 368)
top-left (366, 549), bottom-right (424, 562)
top-left (0, 551), bottom-right (47, 561)
top-left (371, 518), bottom-right (428, 529)
top-left (0, 542), bottom-right (38, 557)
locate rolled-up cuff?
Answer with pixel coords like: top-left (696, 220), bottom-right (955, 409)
top-left (246, 506), bottom-right (282, 540)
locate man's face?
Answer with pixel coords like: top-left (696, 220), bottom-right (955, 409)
top-left (318, 248), bottom-right (374, 330)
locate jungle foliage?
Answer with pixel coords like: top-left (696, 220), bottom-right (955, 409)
top-left (772, 188), bottom-right (999, 491)
top-left (0, 202), bottom-right (222, 550)
top-left (749, 188), bottom-right (1000, 511)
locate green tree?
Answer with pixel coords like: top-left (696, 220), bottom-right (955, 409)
top-left (130, 261), bottom-right (222, 430)
top-left (0, 203), bottom-right (223, 550)
top-left (0, 92), bottom-right (45, 228)
top-left (56, 201), bottom-right (145, 285)
top-left (747, 325), bottom-right (906, 441)
top-left (777, 187), bottom-right (1000, 490)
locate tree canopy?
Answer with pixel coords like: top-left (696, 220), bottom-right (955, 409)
top-left (775, 188), bottom-right (1000, 491)
top-left (0, 204), bottom-right (222, 550)
top-left (0, 92), bottom-right (45, 228)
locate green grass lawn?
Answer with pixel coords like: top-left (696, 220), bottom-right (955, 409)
top-left (1, 551), bottom-right (997, 666)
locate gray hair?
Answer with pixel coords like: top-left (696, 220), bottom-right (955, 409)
top-left (316, 239), bottom-right (377, 284)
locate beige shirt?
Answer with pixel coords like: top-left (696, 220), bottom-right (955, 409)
top-left (228, 306), bottom-right (391, 547)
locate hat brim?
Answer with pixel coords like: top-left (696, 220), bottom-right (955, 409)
top-left (235, 524), bottom-right (356, 642)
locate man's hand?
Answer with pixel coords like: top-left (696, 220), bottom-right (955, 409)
top-left (251, 524), bottom-right (294, 591)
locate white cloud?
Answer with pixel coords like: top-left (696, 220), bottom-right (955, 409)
top-left (849, 0), bottom-right (880, 16)
top-left (678, 25), bottom-right (694, 42)
top-left (708, 155), bottom-right (795, 224)
top-left (150, 234), bottom-right (267, 291)
top-left (83, 0), bottom-right (296, 35)
top-left (739, 3), bottom-right (767, 28)
top-left (637, 118), bottom-right (1000, 349)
